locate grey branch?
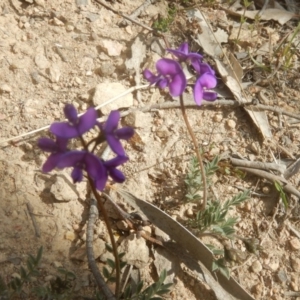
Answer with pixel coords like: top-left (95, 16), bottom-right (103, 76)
top-left (230, 157), bottom-right (286, 175)
top-left (86, 199), bottom-right (116, 300)
top-left (237, 167), bottom-right (300, 198)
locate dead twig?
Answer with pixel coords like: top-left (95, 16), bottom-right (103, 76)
top-left (237, 167), bottom-right (300, 198)
top-left (230, 157), bottom-right (286, 175)
top-left (179, 94), bottom-right (208, 210)
top-left (86, 198), bottom-right (116, 300)
top-left (119, 0), bottom-right (157, 27)
top-left (93, 0), bottom-right (153, 31)
top-left (26, 202), bottom-right (40, 238)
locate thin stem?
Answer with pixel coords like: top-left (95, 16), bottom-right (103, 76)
top-left (87, 198), bottom-right (116, 300)
top-left (88, 178), bottom-right (121, 298)
top-left (179, 94), bottom-right (207, 210)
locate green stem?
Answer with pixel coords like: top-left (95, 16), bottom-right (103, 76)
top-left (179, 94), bottom-right (207, 210)
top-left (88, 178), bottom-right (121, 298)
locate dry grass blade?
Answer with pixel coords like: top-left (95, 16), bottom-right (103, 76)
top-left (115, 189), bottom-right (255, 300)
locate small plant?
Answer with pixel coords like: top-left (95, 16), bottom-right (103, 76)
top-left (152, 5), bottom-right (177, 32)
top-left (185, 155), bottom-right (220, 202)
top-left (33, 268), bottom-right (76, 300)
top-left (275, 21), bottom-right (300, 70)
top-left (121, 269), bottom-right (172, 300)
top-left (0, 246), bottom-right (43, 299)
top-left (188, 190), bottom-right (249, 236)
top-left (102, 244), bottom-right (127, 283)
top-left (0, 247), bottom-right (76, 300)
top-left (274, 180), bottom-right (288, 209)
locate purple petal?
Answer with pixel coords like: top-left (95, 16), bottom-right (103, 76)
top-left (56, 137), bottom-right (69, 151)
top-left (191, 58), bottom-right (201, 74)
top-left (166, 49), bottom-right (188, 61)
top-left (156, 59), bottom-right (183, 76)
top-left (157, 78), bottom-right (169, 89)
top-left (187, 53), bottom-right (203, 61)
top-left (95, 173), bottom-right (108, 191)
top-left (199, 73), bottom-right (217, 89)
top-left (42, 153), bottom-right (64, 172)
top-left (105, 110), bottom-right (120, 133)
top-left (71, 167), bottom-right (83, 183)
top-left (203, 91), bottom-right (218, 101)
top-left (84, 153), bottom-right (106, 180)
top-left (50, 123), bottom-right (80, 139)
top-left (179, 42), bottom-right (189, 54)
top-left (199, 63), bottom-right (215, 76)
top-left (143, 69), bottom-right (160, 84)
top-left (77, 107), bottom-right (97, 135)
top-left (38, 138), bottom-right (57, 152)
top-left (169, 73), bottom-right (186, 97)
top-left (106, 135), bottom-right (125, 156)
top-left (108, 168), bottom-right (126, 183)
top-left (115, 127), bottom-right (134, 140)
top-left (104, 156), bottom-right (128, 168)
top-left (57, 151), bottom-right (85, 168)
top-left (64, 104), bottom-right (78, 123)
top-left (193, 78), bottom-right (204, 106)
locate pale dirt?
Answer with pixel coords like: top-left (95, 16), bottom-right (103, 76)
top-left (1, 0), bottom-right (300, 299)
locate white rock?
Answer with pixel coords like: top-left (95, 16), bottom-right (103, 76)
top-left (48, 64), bottom-right (61, 83)
top-left (65, 231), bottom-right (76, 241)
top-left (213, 113), bottom-right (222, 122)
top-left (0, 84), bottom-right (12, 93)
top-left (53, 17), bottom-right (64, 26)
top-left (289, 237), bottom-right (300, 251)
top-left (118, 233), bottom-right (149, 268)
top-left (251, 260), bottom-right (262, 273)
top-left (50, 176), bottom-right (78, 202)
top-left (226, 119), bottom-right (236, 129)
top-left (291, 257), bottom-right (300, 272)
top-left (99, 39), bottom-right (123, 56)
top-left (35, 54), bottom-right (50, 69)
top-left (93, 82), bottom-right (133, 114)
top-left (124, 111), bottom-right (151, 128)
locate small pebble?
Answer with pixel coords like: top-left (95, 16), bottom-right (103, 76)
top-left (0, 84), bottom-right (12, 93)
top-left (289, 237), bottom-right (300, 251)
top-left (65, 231), bottom-right (76, 241)
top-left (291, 257), bottom-right (300, 272)
top-left (213, 113), bottom-right (222, 122)
top-left (262, 185), bottom-right (271, 194)
top-left (251, 260), bottom-right (262, 273)
top-left (226, 119), bottom-right (236, 129)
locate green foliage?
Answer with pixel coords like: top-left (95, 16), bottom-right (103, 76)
top-left (0, 246), bottom-right (77, 300)
top-left (275, 21), bottom-right (300, 70)
top-left (152, 6), bottom-right (177, 32)
top-left (0, 246), bottom-right (43, 298)
top-left (102, 244), bottom-right (127, 283)
top-left (121, 269), bottom-right (172, 300)
top-left (185, 155), bottom-right (220, 202)
top-left (33, 267), bottom-right (76, 299)
top-left (188, 190), bottom-right (249, 236)
top-left (212, 258), bottom-right (230, 279)
top-left (274, 181), bottom-right (288, 209)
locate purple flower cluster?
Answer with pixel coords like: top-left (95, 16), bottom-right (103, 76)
top-left (38, 104), bottom-right (134, 191)
top-left (143, 43), bottom-right (217, 105)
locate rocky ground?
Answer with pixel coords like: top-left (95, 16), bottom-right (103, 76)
top-left (0, 0), bottom-right (300, 299)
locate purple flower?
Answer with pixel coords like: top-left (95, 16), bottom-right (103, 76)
top-left (101, 110), bottom-right (134, 156)
top-left (50, 104), bottom-right (97, 139)
top-left (38, 137), bottom-right (68, 172)
top-left (167, 42), bottom-right (203, 63)
top-left (103, 155), bottom-right (128, 184)
top-left (192, 61), bottom-right (218, 105)
top-left (56, 150), bottom-right (128, 191)
top-left (56, 150), bottom-right (107, 190)
top-left (143, 58), bottom-right (187, 97)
